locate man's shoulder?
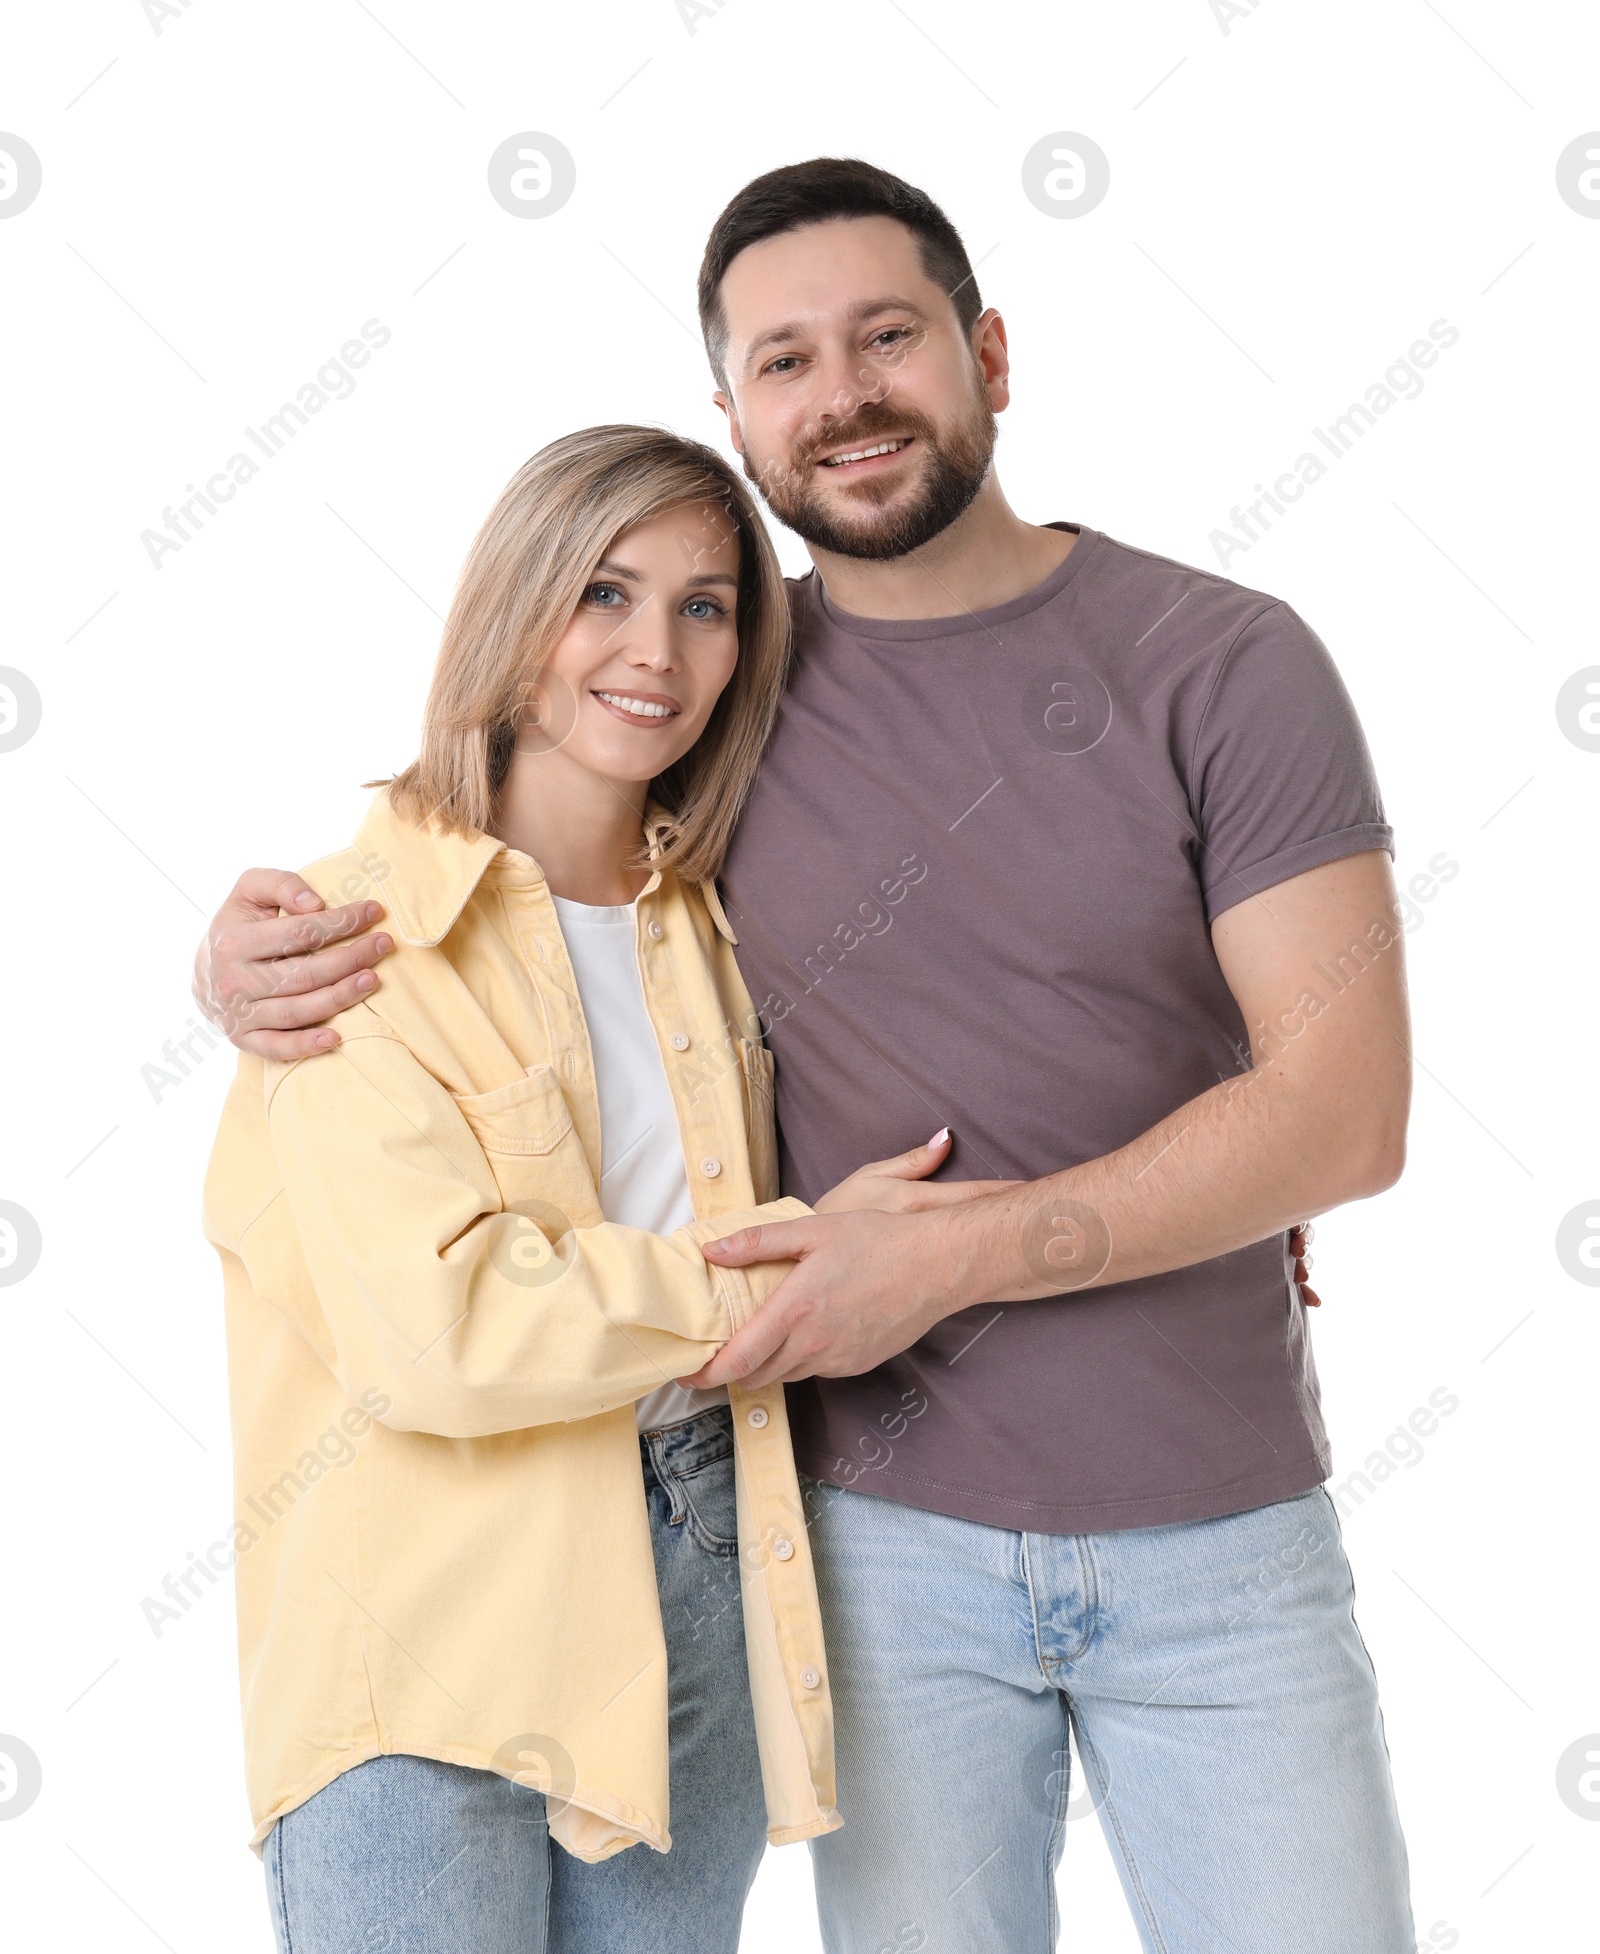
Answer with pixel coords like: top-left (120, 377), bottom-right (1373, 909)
top-left (1081, 527), bottom-right (1294, 633)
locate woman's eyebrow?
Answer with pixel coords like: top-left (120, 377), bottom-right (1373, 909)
top-left (593, 560), bottom-right (737, 591)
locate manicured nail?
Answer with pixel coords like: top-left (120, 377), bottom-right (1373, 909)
top-left (355, 972), bottom-right (376, 992)
top-left (373, 934), bottom-right (393, 955)
top-left (294, 891), bottom-right (321, 910)
top-left (315, 1031), bottom-right (337, 1050)
top-left (929, 1126), bottom-right (950, 1147)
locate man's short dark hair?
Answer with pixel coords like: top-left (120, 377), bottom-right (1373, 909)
top-left (697, 157), bottom-right (982, 383)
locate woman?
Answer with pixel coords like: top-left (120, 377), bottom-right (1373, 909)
top-left (202, 426), bottom-right (952, 1953)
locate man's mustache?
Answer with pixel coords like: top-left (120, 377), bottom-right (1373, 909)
top-left (753, 403), bottom-right (940, 491)
top-left (793, 403), bottom-right (936, 470)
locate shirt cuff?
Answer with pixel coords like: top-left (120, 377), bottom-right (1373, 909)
top-left (686, 1199), bottom-right (813, 1333)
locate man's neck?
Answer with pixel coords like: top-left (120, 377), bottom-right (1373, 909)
top-left (804, 473), bottom-right (1077, 621)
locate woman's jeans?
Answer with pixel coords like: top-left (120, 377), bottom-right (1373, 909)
top-left (262, 1405), bottom-right (767, 1954)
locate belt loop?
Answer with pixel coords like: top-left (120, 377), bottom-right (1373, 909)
top-left (643, 1429), bottom-right (688, 1526)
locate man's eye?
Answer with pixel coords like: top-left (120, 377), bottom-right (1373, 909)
top-left (763, 355), bottom-right (803, 376)
top-left (871, 328), bottom-right (912, 349)
top-left (584, 581), bottom-right (626, 607)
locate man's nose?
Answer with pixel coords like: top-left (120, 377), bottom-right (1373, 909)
top-left (813, 344), bottom-right (889, 424)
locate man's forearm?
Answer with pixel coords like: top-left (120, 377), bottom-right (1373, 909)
top-left (692, 853), bottom-right (1413, 1390)
top-left (935, 1047), bottom-right (1407, 1311)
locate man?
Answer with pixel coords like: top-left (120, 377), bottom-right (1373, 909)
top-left (196, 159), bottom-right (1416, 1952)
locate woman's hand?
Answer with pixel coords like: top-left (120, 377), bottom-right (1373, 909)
top-left (813, 1129), bottom-right (1019, 1216)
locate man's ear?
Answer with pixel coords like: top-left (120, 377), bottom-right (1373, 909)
top-left (973, 307), bottom-right (1012, 415)
top-left (712, 388), bottom-right (745, 456)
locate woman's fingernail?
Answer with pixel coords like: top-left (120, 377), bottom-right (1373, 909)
top-left (356, 972), bottom-right (376, 992)
top-left (929, 1126), bottom-right (950, 1147)
top-left (315, 1032), bottom-right (337, 1050)
top-left (294, 891), bottom-right (321, 910)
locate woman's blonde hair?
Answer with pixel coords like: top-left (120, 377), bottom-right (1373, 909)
top-left (384, 425), bottom-right (791, 885)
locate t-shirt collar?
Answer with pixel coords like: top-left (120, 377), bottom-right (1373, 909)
top-left (807, 524), bottom-right (1098, 642)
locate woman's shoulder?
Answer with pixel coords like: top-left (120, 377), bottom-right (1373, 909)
top-left (298, 841), bottom-right (393, 916)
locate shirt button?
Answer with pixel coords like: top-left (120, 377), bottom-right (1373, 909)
top-left (772, 1537), bottom-right (794, 1561)
top-left (670, 1032), bottom-right (690, 1051)
top-left (648, 920), bottom-right (664, 940)
top-left (800, 1666), bottom-right (821, 1690)
top-left (746, 1406), bottom-right (769, 1429)
top-left (700, 1157), bottom-right (721, 1178)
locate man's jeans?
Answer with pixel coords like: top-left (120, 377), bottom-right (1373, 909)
top-left (804, 1479), bottom-right (1415, 1954)
top-left (262, 1406), bottom-right (767, 1954)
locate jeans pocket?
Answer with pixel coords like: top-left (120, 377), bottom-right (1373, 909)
top-left (673, 1453), bottom-right (739, 1556)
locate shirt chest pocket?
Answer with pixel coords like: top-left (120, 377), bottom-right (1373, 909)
top-left (452, 1065), bottom-right (601, 1232)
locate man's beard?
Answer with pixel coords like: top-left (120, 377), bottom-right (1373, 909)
top-left (745, 392), bottom-right (997, 561)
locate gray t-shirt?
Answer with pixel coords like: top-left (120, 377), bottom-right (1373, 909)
top-left (718, 524), bottom-right (1394, 1534)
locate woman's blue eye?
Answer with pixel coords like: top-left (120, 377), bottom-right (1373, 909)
top-left (683, 596), bottom-right (727, 620)
top-left (584, 582), bottom-right (625, 607)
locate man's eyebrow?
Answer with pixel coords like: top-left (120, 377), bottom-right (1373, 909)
top-left (742, 297), bottom-right (926, 367)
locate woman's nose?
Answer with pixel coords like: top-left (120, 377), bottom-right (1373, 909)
top-left (621, 594), bottom-right (679, 671)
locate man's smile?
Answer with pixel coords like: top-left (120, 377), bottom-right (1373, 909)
top-left (817, 437), bottom-right (915, 473)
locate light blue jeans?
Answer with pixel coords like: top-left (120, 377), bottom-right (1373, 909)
top-left (262, 1406), bottom-right (767, 1954)
top-left (804, 1479), bottom-right (1416, 1954)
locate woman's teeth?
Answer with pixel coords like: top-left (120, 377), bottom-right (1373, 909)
top-left (821, 439), bottom-right (908, 467)
top-left (595, 691), bottom-right (676, 719)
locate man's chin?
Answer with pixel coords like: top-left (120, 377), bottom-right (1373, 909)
top-left (782, 508), bottom-right (923, 561)
top-left (767, 481), bottom-right (926, 560)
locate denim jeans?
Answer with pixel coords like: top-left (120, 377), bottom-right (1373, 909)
top-left (804, 1479), bottom-right (1415, 1954)
top-left (263, 1405), bottom-right (767, 1954)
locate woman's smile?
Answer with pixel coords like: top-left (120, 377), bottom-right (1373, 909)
top-left (591, 687), bottom-right (683, 724)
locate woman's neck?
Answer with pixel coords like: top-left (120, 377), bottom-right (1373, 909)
top-left (492, 748), bottom-right (651, 905)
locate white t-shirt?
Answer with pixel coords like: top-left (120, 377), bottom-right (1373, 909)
top-left (550, 895), bottom-right (730, 1434)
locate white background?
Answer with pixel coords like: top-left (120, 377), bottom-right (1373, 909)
top-left (2, 1), bottom-right (1597, 1947)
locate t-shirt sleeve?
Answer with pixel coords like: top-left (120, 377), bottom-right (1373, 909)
top-left (1187, 601), bottom-right (1393, 922)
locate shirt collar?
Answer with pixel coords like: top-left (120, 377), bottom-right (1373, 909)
top-left (353, 791), bottom-right (737, 947)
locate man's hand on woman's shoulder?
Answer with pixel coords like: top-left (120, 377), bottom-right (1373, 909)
top-left (193, 867), bottom-right (396, 1059)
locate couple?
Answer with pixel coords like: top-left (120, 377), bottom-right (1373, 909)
top-left (199, 158), bottom-right (1418, 1953)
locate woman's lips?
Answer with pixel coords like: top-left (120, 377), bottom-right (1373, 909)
top-left (591, 688), bottom-right (682, 726)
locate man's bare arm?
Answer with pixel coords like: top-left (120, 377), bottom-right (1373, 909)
top-left (193, 869), bottom-right (396, 1060)
top-left (683, 850), bottom-right (1411, 1389)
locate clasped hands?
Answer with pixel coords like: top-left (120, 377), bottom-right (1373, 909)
top-left (679, 1130), bottom-right (1018, 1392)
